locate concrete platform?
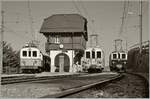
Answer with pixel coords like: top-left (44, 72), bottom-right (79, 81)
top-left (35, 72), bottom-right (82, 77)
top-left (2, 74), bottom-right (35, 78)
top-left (2, 71), bottom-right (117, 78)
top-left (2, 72), bottom-right (82, 78)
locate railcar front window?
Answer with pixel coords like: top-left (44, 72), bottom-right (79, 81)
top-left (118, 53), bottom-right (120, 59)
top-left (29, 51), bottom-right (31, 57)
top-left (86, 51), bottom-right (90, 58)
top-left (122, 54), bottom-right (126, 59)
top-left (113, 54), bottom-right (117, 59)
top-left (23, 51), bottom-right (27, 57)
top-left (92, 51), bottom-right (95, 58)
top-left (33, 51), bottom-right (37, 57)
top-left (97, 51), bottom-right (101, 58)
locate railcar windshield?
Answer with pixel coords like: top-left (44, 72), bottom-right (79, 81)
top-left (33, 51), bottom-right (37, 57)
top-left (29, 51), bottom-right (31, 57)
top-left (97, 51), bottom-right (101, 58)
top-left (121, 53), bottom-right (126, 59)
top-left (86, 51), bottom-right (90, 58)
top-left (92, 51), bottom-right (95, 58)
top-left (22, 51), bottom-right (27, 57)
top-left (118, 53), bottom-right (120, 59)
top-left (113, 53), bottom-right (117, 59)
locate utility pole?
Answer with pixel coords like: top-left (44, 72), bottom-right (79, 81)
top-left (0, 0), bottom-right (4, 96)
top-left (139, 0), bottom-right (142, 53)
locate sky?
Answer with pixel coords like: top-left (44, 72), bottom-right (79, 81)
top-left (2, 0), bottom-right (149, 65)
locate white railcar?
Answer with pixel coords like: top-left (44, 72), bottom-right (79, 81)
top-left (81, 47), bottom-right (105, 73)
top-left (20, 45), bottom-right (50, 73)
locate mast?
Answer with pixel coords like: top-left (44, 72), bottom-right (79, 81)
top-left (139, 0), bottom-right (142, 53)
top-left (0, 0), bottom-right (4, 94)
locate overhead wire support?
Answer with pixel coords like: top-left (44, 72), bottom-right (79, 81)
top-left (119, 1), bottom-right (127, 37)
top-left (139, 0), bottom-right (142, 54)
top-left (27, 0), bottom-right (35, 43)
top-left (72, 0), bottom-right (82, 15)
top-left (79, 0), bottom-right (96, 34)
top-left (0, 0), bottom-right (4, 94)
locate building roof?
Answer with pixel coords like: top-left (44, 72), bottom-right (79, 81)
top-left (40, 14), bottom-right (88, 40)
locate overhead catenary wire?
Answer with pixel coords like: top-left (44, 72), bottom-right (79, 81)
top-left (27, 0), bottom-right (35, 43)
top-left (119, 1), bottom-right (126, 37)
top-left (3, 26), bottom-right (32, 40)
top-left (118, 0), bottom-right (130, 51)
top-left (79, 0), bottom-right (96, 34)
top-left (72, 0), bottom-right (99, 48)
top-left (72, 0), bottom-right (82, 16)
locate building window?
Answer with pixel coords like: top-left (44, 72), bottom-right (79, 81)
top-left (86, 51), bottom-right (90, 58)
top-left (23, 51), bottom-right (27, 57)
top-left (29, 51), bottom-right (31, 57)
top-left (92, 51), bottom-right (95, 58)
top-left (33, 51), bottom-right (37, 57)
top-left (54, 36), bottom-right (60, 44)
top-left (97, 51), bottom-right (101, 58)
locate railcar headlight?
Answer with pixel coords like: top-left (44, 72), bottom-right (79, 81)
top-left (116, 64), bottom-right (122, 68)
top-left (112, 61), bottom-right (115, 64)
top-left (123, 61), bottom-right (127, 64)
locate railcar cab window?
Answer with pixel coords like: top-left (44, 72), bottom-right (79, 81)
top-left (97, 51), bottom-right (101, 58)
top-left (86, 51), bottom-right (90, 58)
top-left (33, 51), bottom-right (37, 57)
top-left (29, 51), bottom-right (31, 57)
top-left (23, 51), bottom-right (27, 57)
top-left (118, 53), bottom-right (120, 59)
top-left (92, 51), bottom-right (95, 58)
top-left (113, 53), bottom-right (117, 59)
top-left (122, 53), bottom-right (126, 59)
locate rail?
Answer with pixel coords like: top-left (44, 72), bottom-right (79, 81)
top-left (1, 73), bottom-right (83, 85)
top-left (41, 73), bottom-right (123, 98)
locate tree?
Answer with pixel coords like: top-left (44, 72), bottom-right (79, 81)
top-left (3, 41), bottom-right (20, 74)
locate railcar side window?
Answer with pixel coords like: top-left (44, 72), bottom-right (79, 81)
top-left (122, 53), bottom-right (126, 59)
top-left (29, 51), bottom-right (31, 57)
top-left (97, 51), bottom-right (101, 58)
top-left (113, 53), bottom-right (117, 59)
top-left (23, 51), bottom-right (27, 57)
top-left (33, 51), bottom-right (37, 57)
top-left (92, 51), bottom-right (95, 58)
top-left (86, 51), bottom-right (90, 58)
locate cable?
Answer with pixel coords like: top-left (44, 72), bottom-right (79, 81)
top-left (3, 26), bottom-right (32, 40)
top-left (79, 0), bottom-right (96, 34)
top-left (72, 0), bottom-right (82, 15)
top-left (27, 0), bottom-right (35, 42)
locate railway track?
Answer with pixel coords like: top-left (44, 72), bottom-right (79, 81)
top-left (2, 72), bottom-right (121, 98)
top-left (3, 72), bottom-right (146, 98)
top-left (41, 73), bottom-right (123, 98)
top-left (1, 73), bottom-right (84, 85)
top-left (59, 72), bottom-right (148, 98)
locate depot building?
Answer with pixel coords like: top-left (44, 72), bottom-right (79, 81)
top-left (40, 14), bottom-right (88, 72)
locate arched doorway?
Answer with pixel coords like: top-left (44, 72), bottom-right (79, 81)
top-left (54, 53), bottom-right (70, 72)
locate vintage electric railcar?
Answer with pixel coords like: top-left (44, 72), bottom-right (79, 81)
top-left (81, 47), bottom-right (105, 73)
top-left (20, 45), bottom-right (50, 73)
top-left (109, 51), bottom-right (127, 72)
